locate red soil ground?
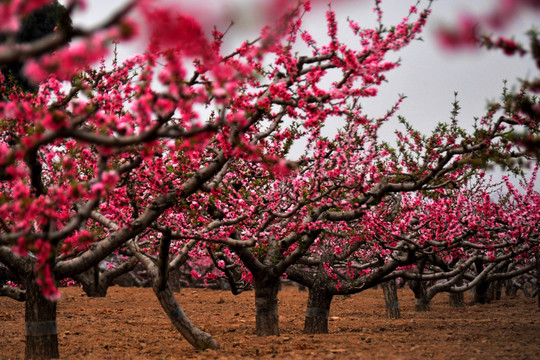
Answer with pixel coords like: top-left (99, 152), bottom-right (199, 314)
top-left (1, 285), bottom-right (539, 359)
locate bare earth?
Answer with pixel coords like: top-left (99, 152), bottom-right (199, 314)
top-left (1, 285), bottom-right (539, 359)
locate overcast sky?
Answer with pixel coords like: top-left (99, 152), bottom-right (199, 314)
top-left (67, 0), bottom-right (538, 130)
top-left (64, 0), bottom-right (539, 185)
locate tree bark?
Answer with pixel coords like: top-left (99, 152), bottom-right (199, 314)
top-left (73, 258), bottom-right (138, 297)
top-left (485, 280), bottom-right (502, 301)
top-left (449, 278), bottom-right (464, 307)
top-left (24, 277), bottom-right (59, 359)
top-left (381, 279), bottom-right (401, 319)
top-left (494, 280), bottom-right (502, 301)
top-left (505, 279), bottom-right (519, 298)
top-left (154, 284), bottom-right (219, 350)
top-left (303, 281), bottom-right (333, 334)
top-left (254, 274), bottom-right (280, 336)
top-left (409, 280), bottom-right (430, 311)
top-left (167, 268), bottom-right (183, 292)
top-left (449, 291), bottom-right (465, 307)
top-left (536, 252), bottom-right (540, 308)
top-left (73, 266), bottom-right (108, 297)
top-left (472, 260), bottom-right (491, 304)
top-left (473, 281), bottom-right (491, 304)
top-left (0, 284), bottom-right (26, 301)
top-left (128, 240), bottom-right (219, 350)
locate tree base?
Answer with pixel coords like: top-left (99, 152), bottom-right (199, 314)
top-left (25, 278), bottom-right (59, 359)
top-left (449, 293), bottom-right (464, 307)
top-left (155, 286), bottom-right (219, 349)
top-left (254, 277), bottom-right (281, 337)
top-left (304, 308), bottom-right (329, 334)
top-left (382, 280), bottom-right (401, 319)
top-left (415, 299), bottom-right (431, 312)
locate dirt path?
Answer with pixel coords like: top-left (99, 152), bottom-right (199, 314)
top-left (1, 285), bottom-right (539, 359)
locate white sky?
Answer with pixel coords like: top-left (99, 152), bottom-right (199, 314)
top-left (66, 0), bottom-right (538, 132)
top-left (63, 0), bottom-right (540, 185)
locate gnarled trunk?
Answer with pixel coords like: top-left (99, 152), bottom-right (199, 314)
top-left (381, 279), bottom-right (400, 319)
top-left (24, 277), bottom-right (59, 359)
top-left (128, 239), bottom-right (218, 350)
top-left (154, 284), bottom-right (219, 350)
top-left (303, 282), bottom-right (333, 334)
top-left (254, 274), bottom-right (280, 336)
top-left (81, 283), bottom-right (108, 297)
top-left (74, 266), bottom-right (108, 297)
top-left (73, 259), bottom-right (138, 298)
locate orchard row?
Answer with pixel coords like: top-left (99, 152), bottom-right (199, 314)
top-left (0, 0), bottom-right (539, 358)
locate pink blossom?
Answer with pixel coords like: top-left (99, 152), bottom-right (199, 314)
top-left (436, 14), bottom-right (478, 50)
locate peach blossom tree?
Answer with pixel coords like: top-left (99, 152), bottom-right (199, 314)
top-left (1, 0), bottom-right (540, 358)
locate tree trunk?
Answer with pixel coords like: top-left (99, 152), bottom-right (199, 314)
top-left (381, 279), bottom-right (401, 319)
top-left (303, 282), bottom-right (333, 334)
top-left (473, 281), bottom-right (491, 304)
top-left (75, 266), bottom-right (108, 297)
top-left (449, 291), bottom-right (464, 307)
top-left (448, 292), bottom-right (465, 307)
top-left (74, 259), bottom-right (138, 298)
top-left (520, 283), bottom-right (531, 297)
top-left (168, 268), bottom-right (182, 293)
top-left (536, 252), bottom-right (540, 308)
top-left (490, 282), bottom-right (499, 301)
top-left (81, 282), bottom-right (107, 297)
top-left (154, 284), bottom-right (219, 350)
top-left (488, 281), bottom-right (497, 301)
top-left (449, 278), bottom-right (464, 307)
top-left (494, 280), bottom-right (502, 301)
top-left (415, 297), bottom-right (431, 311)
top-left (410, 280), bottom-right (430, 311)
top-left (254, 274), bottom-right (280, 336)
top-left (505, 279), bottom-right (519, 298)
top-left (24, 277), bottom-right (59, 359)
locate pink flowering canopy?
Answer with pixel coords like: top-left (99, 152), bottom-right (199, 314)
top-left (0, 0), bottom-right (539, 304)
top-left (0, 0), bottom-right (314, 296)
top-left (0, 0), bottom-right (432, 298)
